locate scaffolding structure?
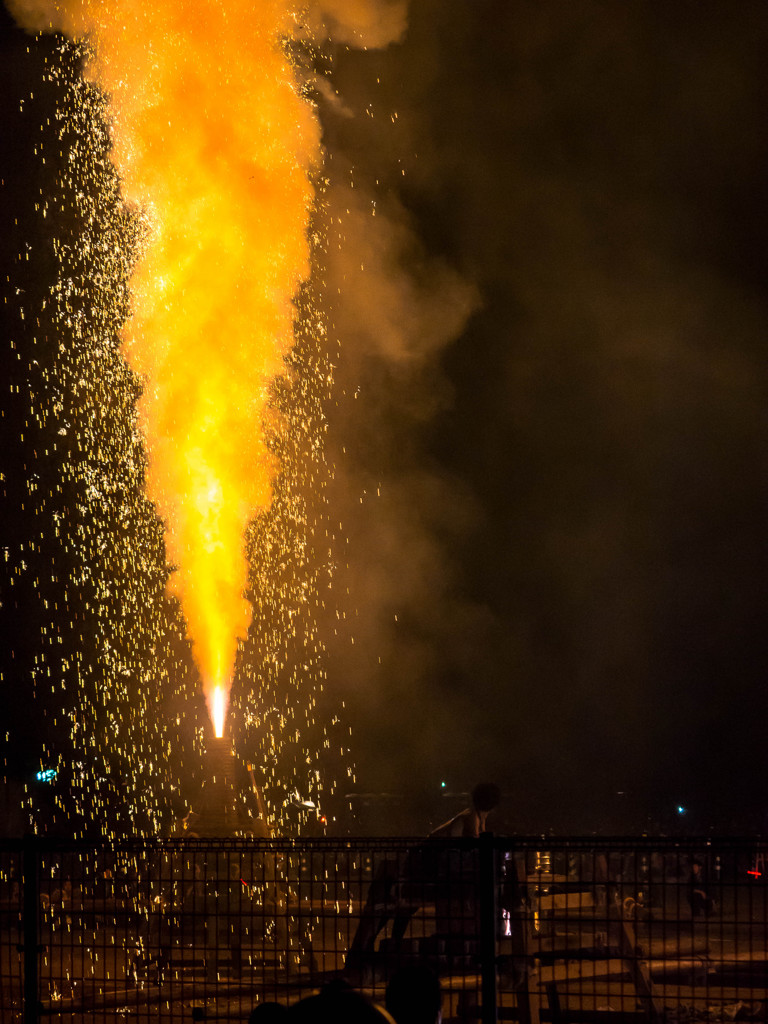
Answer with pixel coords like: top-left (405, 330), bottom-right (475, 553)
top-left (2, 835), bottom-right (768, 1022)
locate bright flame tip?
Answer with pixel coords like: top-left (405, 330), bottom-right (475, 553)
top-left (212, 686), bottom-right (226, 739)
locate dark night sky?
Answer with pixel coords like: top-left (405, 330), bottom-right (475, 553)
top-left (3, 1), bottom-right (768, 833)
top-left (318, 0), bottom-right (768, 831)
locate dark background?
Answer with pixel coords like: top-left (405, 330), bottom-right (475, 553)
top-left (3, 1), bottom-right (768, 834)
top-left (318, 0), bottom-right (768, 833)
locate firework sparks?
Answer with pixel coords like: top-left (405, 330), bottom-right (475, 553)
top-left (2, 2), bottom-right (357, 833)
top-left (7, 0), bottom-right (321, 733)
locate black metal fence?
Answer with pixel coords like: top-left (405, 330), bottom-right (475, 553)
top-left (3, 836), bottom-right (768, 1022)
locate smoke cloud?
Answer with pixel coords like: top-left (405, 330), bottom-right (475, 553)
top-left (325, 184), bottom-right (476, 366)
top-left (315, 0), bottom-right (768, 829)
top-left (308, 0), bottom-right (407, 48)
top-left (315, 34), bottom-right (482, 800)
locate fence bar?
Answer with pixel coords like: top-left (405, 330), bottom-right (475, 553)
top-left (2, 836), bottom-right (768, 1022)
top-left (22, 836), bottom-right (39, 1024)
top-left (478, 832), bottom-right (498, 1024)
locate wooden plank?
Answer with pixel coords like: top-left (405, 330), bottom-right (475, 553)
top-left (536, 892), bottom-right (595, 913)
top-left (620, 916), bottom-right (663, 1023)
top-left (535, 959), bottom-right (629, 985)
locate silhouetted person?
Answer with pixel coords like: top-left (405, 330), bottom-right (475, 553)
top-left (385, 964), bottom-right (442, 1024)
top-left (346, 785), bottom-right (502, 972)
top-left (688, 856), bottom-right (715, 918)
top-left (430, 783), bottom-right (501, 838)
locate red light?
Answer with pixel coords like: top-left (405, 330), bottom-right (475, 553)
top-left (748, 870), bottom-right (761, 878)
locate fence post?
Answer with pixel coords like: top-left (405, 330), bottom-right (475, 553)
top-left (22, 835), bottom-right (40, 1024)
top-left (479, 831), bottom-right (498, 1024)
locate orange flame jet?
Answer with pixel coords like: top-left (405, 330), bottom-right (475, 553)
top-left (12, 0), bottom-right (322, 731)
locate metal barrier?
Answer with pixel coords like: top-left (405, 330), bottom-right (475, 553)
top-left (2, 836), bottom-right (768, 1021)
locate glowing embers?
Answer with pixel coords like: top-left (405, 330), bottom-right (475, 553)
top-left (25, 1), bottom-right (322, 736)
top-left (212, 685), bottom-right (227, 739)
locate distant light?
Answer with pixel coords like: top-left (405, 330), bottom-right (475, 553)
top-left (36, 769), bottom-right (57, 783)
top-left (441, 781), bottom-right (446, 789)
top-left (677, 805), bottom-right (686, 816)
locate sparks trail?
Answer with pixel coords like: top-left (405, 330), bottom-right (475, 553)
top-left (7, 0), bottom-right (322, 724)
top-left (1, 37), bottom-right (195, 837)
top-left (3, 4), bottom-right (353, 834)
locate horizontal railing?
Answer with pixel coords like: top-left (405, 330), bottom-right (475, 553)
top-left (2, 836), bottom-right (768, 1022)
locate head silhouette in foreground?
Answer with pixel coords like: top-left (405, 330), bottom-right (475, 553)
top-left (386, 964), bottom-right (443, 1024)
